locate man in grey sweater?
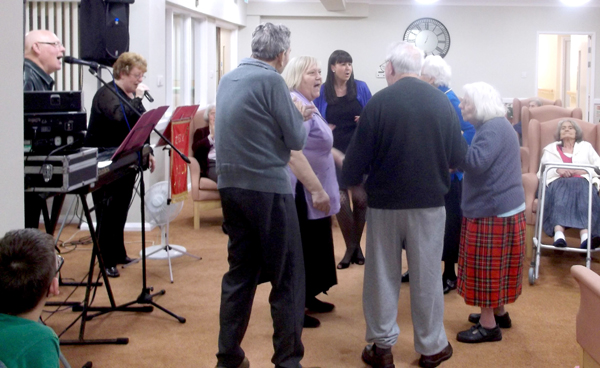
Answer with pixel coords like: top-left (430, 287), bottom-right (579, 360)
top-left (214, 23), bottom-right (320, 368)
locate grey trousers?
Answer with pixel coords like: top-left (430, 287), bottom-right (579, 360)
top-left (363, 207), bottom-right (449, 356)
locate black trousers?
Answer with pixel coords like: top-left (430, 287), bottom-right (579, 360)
top-left (91, 172), bottom-right (136, 268)
top-left (442, 178), bottom-right (463, 263)
top-left (217, 188), bottom-right (305, 368)
top-left (24, 193), bottom-right (66, 234)
top-left (295, 182), bottom-right (337, 298)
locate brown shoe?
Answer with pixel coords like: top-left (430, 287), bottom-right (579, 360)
top-left (361, 344), bottom-right (394, 368)
top-left (419, 342), bottom-right (453, 368)
top-left (216, 356), bottom-right (249, 368)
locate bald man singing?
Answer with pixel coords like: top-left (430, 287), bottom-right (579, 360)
top-left (23, 30), bottom-right (66, 230)
top-left (23, 30), bottom-right (65, 91)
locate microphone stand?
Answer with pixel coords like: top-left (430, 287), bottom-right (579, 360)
top-left (85, 66), bottom-right (186, 324)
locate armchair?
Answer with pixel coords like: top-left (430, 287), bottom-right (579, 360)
top-left (571, 265), bottom-right (600, 368)
top-left (522, 118), bottom-right (598, 256)
top-left (521, 105), bottom-right (581, 149)
top-left (520, 105), bottom-right (583, 173)
top-left (188, 108), bottom-right (221, 229)
top-left (511, 97), bottom-right (561, 126)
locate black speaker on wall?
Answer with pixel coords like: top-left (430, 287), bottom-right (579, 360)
top-left (79, 0), bottom-right (136, 67)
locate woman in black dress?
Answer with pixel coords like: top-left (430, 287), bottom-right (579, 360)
top-left (314, 50), bottom-right (372, 269)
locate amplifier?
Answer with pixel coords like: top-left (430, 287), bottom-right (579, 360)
top-left (24, 148), bottom-right (98, 193)
top-left (24, 91), bottom-right (83, 113)
top-left (24, 111), bottom-right (87, 154)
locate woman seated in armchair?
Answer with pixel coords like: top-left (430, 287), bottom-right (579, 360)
top-left (192, 104), bottom-right (217, 183)
top-left (538, 119), bottom-right (600, 249)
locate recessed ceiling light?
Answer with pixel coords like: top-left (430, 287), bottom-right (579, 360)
top-left (560, 0), bottom-right (590, 5)
top-left (415, 0), bottom-right (439, 4)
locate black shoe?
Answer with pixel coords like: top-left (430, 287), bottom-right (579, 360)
top-left (116, 256), bottom-right (137, 265)
top-left (581, 236), bottom-right (600, 250)
top-left (468, 312), bottom-right (512, 328)
top-left (401, 271), bottom-right (409, 283)
top-left (105, 266), bottom-right (120, 278)
top-left (457, 323), bottom-right (502, 343)
top-left (593, 236), bottom-right (600, 249)
top-left (215, 356), bottom-right (249, 368)
top-left (361, 344), bottom-right (394, 368)
top-left (337, 248), bottom-right (354, 269)
top-left (419, 342), bottom-right (453, 368)
top-left (306, 296), bottom-right (335, 313)
top-left (303, 314), bottom-right (320, 328)
top-left (442, 278), bottom-right (457, 294)
top-left (553, 238), bottom-right (567, 248)
top-left (337, 260), bottom-right (350, 269)
top-left (351, 246), bottom-right (365, 265)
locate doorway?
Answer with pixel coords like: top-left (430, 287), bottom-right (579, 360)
top-left (537, 33), bottom-right (595, 122)
top-left (216, 27), bottom-right (232, 85)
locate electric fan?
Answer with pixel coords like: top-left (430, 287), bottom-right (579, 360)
top-left (138, 180), bottom-right (200, 282)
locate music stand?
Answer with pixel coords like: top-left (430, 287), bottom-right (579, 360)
top-left (80, 105), bottom-right (185, 324)
top-left (62, 107), bottom-right (169, 345)
top-left (126, 105), bottom-right (201, 283)
top-left (79, 67), bottom-right (187, 326)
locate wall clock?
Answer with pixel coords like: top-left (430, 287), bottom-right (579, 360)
top-left (403, 18), bottom-right (451, 58)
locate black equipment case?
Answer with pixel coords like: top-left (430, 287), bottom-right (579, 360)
top-left (24, 148), bottom-right (98, 193)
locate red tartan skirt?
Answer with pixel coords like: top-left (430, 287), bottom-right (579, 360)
top-left (457, 212), bottom-right (526, 308)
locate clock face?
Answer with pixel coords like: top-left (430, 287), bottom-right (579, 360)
top-left (403, 18), bottom-right (451, 58)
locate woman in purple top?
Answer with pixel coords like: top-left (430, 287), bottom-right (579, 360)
top-left (283, 56), bottom-right (340, 328)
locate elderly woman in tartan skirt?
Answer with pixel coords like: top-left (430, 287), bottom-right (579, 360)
top-left (456, 82), bottom-right (526, 343)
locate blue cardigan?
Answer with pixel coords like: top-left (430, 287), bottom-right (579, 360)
top-left (313, 79), bottom-right (372, 118)
top-left (438, 85), bottom-right (475, 181)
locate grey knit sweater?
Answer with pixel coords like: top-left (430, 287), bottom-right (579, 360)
top-left (215, 58), bottom-right (306, 194)
top-left (461, 117), bottom-right (525, 218)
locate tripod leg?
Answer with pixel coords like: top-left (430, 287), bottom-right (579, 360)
top-left (168, 247), bottom-right (202, 260)
top-left (150, 300), bottom-right (186, 323)
top-left (167, 245), bottom-right (174, 283)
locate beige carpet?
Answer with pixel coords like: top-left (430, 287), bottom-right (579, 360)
top-left (44, 197), bottom-right (600, 368)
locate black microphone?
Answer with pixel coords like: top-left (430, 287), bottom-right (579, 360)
top-left (63, 56), bottom-right (99, 70)
top-left (143, 91), bottom-right (154, 103)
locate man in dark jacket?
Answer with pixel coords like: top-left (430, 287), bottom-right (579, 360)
top-left (23, 30), bottom-right (66, 230)
top-left (23, 29), bottom-right (65, 92)
top-left (343, 41), bottom-right (468, 368)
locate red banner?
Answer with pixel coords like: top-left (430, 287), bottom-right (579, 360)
top-left (170, 120), bottom-right (190, 203)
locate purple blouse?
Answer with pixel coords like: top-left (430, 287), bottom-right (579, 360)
top-left (289, 90), bottom-right (340, 219)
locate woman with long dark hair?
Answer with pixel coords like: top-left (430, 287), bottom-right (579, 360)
top-left (314, 50), bottom-right (372, 269)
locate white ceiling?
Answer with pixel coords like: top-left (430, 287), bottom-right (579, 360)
top-left (251, 0), bottom-right (600, 6)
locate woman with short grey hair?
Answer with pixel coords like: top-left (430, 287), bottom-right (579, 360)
top-left (418, 55), bottom-right (475, 294)
top-left (538, 118), bottom-right (600, 249)
top-left (456, 82), bottom-right (526, 344)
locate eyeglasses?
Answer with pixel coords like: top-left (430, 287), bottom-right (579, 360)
top-left (379, 60), bottom-right (389, 70)
top-left (56, 254), bottom-right (64, 276)
top-left (38, 41), bottom-right (63, 48)
top-left (131, 73), bottom-right (146, 80)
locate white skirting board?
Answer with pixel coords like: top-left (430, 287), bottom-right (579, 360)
top-left (79, 221), bottom-right (156, 232)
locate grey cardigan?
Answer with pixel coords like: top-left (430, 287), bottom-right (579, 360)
top-left (461, 117), bottom-right (525, 218)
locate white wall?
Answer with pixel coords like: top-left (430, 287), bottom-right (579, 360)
top-left (0, 1), bottom-right (24, 234)
top-left (242, 4), bottom-right (600, 101)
